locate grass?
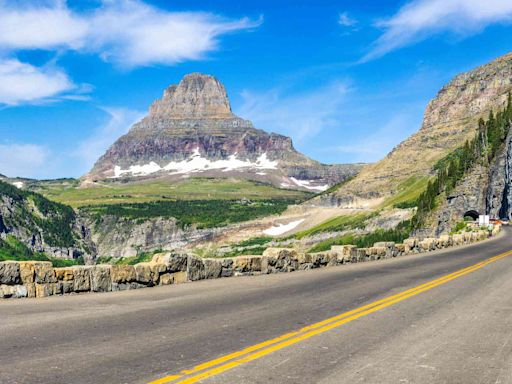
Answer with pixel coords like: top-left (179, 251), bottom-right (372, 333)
top-left (0, 235), bottom-right (84, 267)
top-left (294, 212), bottom-right (376, 239)
top-left (380, 176), bottom-right (430, 209)
top-left (308, 221), bottom-right (412, 253)
top-left (96, 250), bottom-right (158, 265)
top-left (83, 199), bottom-right (297, 229)
top-left (33, 177), bottom-right (311, 208)
top-left (232, 236), bottom-right (273, 247)
top-left (221, 246), bottom-right (268, 257)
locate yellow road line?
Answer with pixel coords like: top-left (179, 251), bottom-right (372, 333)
top-left (148, 250), bottom-right (512, 384)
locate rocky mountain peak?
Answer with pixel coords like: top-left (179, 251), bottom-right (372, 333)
top-left (86, 73), bottom-right (364, 190)
top-left (149, 73), bottom-right (234, 119)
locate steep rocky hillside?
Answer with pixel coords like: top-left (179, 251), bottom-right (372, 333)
top-left (85, 73), bottom-right (363, 192)
top-left (419, 100), bottom-right (512, 236)
top-left (0, 181), bottom-right (96, 263)
top-left (319, 52), bottom-right (512, 207)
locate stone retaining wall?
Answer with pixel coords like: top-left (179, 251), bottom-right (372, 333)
top-left (0, 227), bottom-right (499, 299)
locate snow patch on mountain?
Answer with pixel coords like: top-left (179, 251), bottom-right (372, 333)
top-left (289, 177), bottom-right (329, 192)
top-left (263, 219), bottom-right (305, 236)
top-left (113, 148), bottom-right (279, 178)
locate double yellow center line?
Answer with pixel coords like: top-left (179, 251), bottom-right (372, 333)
top-left (149, 249), bottom-right (512, 384)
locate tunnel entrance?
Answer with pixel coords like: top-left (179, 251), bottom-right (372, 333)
top-left (463, 210), bottom-right (480, 220)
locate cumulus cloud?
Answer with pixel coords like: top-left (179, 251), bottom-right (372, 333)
top-left (237, 82), bottom-right (349, 143)
top-left (0, 143), bottom-right (51, 178)
top-left (74, 107), bottom-right (144, 174)
top-left (0, 59), bottom-right (75, 105)
top-left (338, 12), bottom-right (357, 27)
top-left (364, 0), bottom-right (512, 61)
top-left (0, 0), bottom-right (261, 68)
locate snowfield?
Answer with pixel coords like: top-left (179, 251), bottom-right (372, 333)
top-left (113, 148), bottom-right (279, 178)
top-left (263, 219), bottom-right (305, 236)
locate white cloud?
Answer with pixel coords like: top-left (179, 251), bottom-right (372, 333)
top-left (0, 59), bottom-right (75, 105)
top-left (87, 1), bottom-right (262, 68)
top-left (338, 12), bottom-right (357, 27)
top-left (237, 82), bottom-right (349, 143)
top-left (0, 143), bottom-right (50, 178)
top-left (0, 0), bottom-right (87, 50)
top-left (0, 0), bottom-right (261, 68)
top-left (74, 107), bottom-right (144, 173)
top-left (364, 0), bottom-right (512, 61)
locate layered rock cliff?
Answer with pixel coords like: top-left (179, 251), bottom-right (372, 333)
top-left (429, 128), bottom-right (512, 235)
top-left (85, 73), bottom-right (363, 192)
top-left (319, 52), bottom-right (512, 206)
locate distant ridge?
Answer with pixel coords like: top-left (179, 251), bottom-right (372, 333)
top-left (317, 51), bottom-right (512, 207)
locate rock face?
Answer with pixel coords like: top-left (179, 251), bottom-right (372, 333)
top-left (430, 128), bottom-right (512, 235)
top-left (319, 52), bottom-right (512, 206)
top-left (0, 181), bottom-right (96, 263)
top-left (84, 214), bottom-right (222, 258)
top-left (85, 73), bottom-right (363, 192)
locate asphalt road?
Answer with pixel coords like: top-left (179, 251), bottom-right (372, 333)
top-left (2, 229), bottom-right (512, 384)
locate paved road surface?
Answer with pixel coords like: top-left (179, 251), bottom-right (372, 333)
top-left (2, 229), bottom-right (512, 384)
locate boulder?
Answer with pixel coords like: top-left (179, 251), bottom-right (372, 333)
top-left (26, 283), bottom-right (36, 298)
top-left (367, 246), bottom-right (387, 260)
top-left (19, 262), bottom-right (36, 284)
top-left (187, 256), bottom-right (206, 281)
top-left (220, 258), bottom-right (234, 277)
top-left (151, 252), bottom-right (188, 272)
top-left (452, 234), bottom-right (464, 245)
top-left (159, 273), bottom-right (173, 285)
top-left (90, 265), bottom-right (112, 292)
top-left (395, 244), bottom-right (406, 255)
top-left (171, 271), bottom-right (188, 284)
top-left (331, 245), bottom-right (357, 264)
top-left (111, 265), bottom-right (136, 283)
top-left (34, 262), bottom-right (56, 284)
top-left (0, 261), bottom-right (21, 285)
top-left (35, 283), bottom-right (53, 298)
top-left (403, 238), bottom-right (418, 253)
top-left (203, 259), bottom-right (223, 279)
top-left (419, 238), bottom-right (436, 252)
top-left (373, 241), bottom-right (395, 248)
top-left (134, 263), bottom-right (155, 285)
top-left (72, 266), bottom-right (91, 292)
top-left (355, 248), bottom-right (368, 262)
top-left (0, 284), bottom-right (27, 298)
top-left (297, 253), bottom-right (312, 265)
top-left (233, 256), bottom-right (262, 274)
top-left (62, 281), bottom-right (73, 294)
top-left (54, 267), bottom-right (74, 281)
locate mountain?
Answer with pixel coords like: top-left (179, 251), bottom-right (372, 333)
top-left (0, 180), bottom-right (96, 263)
top-left (318, 52), bottom-right (512, 207)
top-left (85, 73), bottom-right (364, 192)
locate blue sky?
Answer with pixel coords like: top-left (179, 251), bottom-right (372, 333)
top-left (1, 0), bottom-right (512, 179)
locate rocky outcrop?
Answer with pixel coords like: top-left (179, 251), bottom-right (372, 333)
top-left (487, 130), bottom-right (512, 219)
top-left (427, 129), bottom-right (512, 235)
top-left (85, 73), bottom-right (363, 192)
top-left (320, 52), bottom-right (512, 206)
top-left (0, 181), bottom-right (96, 263)
top-left (85, 214), bottom-right (222, 258)
top-left (0, 227), bottom-right (496, 299)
